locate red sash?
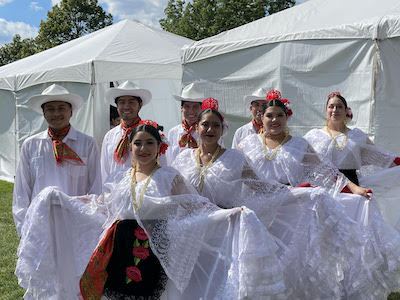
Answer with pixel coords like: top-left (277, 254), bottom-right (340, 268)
top-left (80, 220), bottom-right (120, 300)
top-left (113, 118), bottom-right (141, 163)
top-left (48, 126), bottom-right (84, 165)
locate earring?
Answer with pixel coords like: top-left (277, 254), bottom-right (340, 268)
top-left (326, 118), bottom-right (330, 128)
top-left (344, 118), bottom-right (347, 126)
top-left (284, 127), bottom-right (290, 136)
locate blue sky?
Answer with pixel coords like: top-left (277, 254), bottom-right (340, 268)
top-left (0, 0), bottom-right (308, 46)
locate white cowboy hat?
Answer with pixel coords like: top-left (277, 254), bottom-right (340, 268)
top-left (244, 88), bottom-right (268, 106)
top-left (174, 83), bottom-right (205, 103)
top-left (107, 81), bottom-right (152, 107)
top-left (27, 84), bottom-right (83, 114)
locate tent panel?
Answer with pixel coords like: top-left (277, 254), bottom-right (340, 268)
top-left (374, 37), bottom-right (400, 153)
top-left (0, 89), bottom-right (16, 182)
top-left (182, 39), bottom-right (375, 147)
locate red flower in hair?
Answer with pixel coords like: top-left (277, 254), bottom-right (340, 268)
top-left (202, 98), bottom-right (219, 111)
top-left (139, 120), bottom-right (158, 128)
top-left (346, 107), bottom-right (353, 120)
top-left (280, 98), bottom-right (293, 117)
top-left (266, 89), bottom-right (282, 101)
top-left (327, 91), bottom-right (341, 100)
top-left (159, 135), bottom-right (168, 154)
top-left (126, 266), bottom-right (142, 282)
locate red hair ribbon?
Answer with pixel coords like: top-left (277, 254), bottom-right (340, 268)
top-left (266, 89), bottom-right (282, 101)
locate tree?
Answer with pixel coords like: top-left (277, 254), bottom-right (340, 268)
top-left (35, 0), bottom-right (113, 51)
top-left (0, 35), bottom-right (37, 66)
top-left (160, 0), bottom-right (296, 40)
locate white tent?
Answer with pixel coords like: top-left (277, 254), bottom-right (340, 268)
top-left (182, 0), bottom-right (400, 152)
top-left (0, 19), bottom-right (192, 182)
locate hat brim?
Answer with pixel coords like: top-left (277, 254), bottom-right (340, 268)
top-left (173, 95), bottom-right (204, 103)
top-left (27, 93), bottom-right (83, 114)
top-left (244, 95), bottom-right (266, 106)
top-left (107, 88), bottom-right (152, 107)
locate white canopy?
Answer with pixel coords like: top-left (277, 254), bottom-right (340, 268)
top-left (182, 0), bottom-right (400, 153)
top-left (0, 19), bottom-right (192, 182)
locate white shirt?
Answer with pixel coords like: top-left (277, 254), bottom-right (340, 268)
top-left (232, 122), bottom-right (256, 149)
top-left (100, 124), bottom-right (133, 183)
top-left (12, 127), bottom-right (102, 236)
top-left (166, 123), bottom-right (224, 165)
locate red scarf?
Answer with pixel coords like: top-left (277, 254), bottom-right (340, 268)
top-left (252, 118), bottom-right (263, 134)
top-left (48, 125), bottom-right (84, 165)
top-left (80, 220), bottom-right (119, 300)
top-left (178, 119), bottom-right (198, 148)
top-left (113, 118), bottom-right (141, 163)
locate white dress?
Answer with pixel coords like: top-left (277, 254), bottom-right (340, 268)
top-left (241, 133), bottom-right (400, 299)
top-left (173, 148), bottom-right (366, 299)
top-left (17, 167), bottom-right (285, 300)
top-left (305, 128), bottom-right (400, 229)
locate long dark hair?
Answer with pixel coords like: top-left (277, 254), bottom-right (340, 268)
top-left (262, 100), bottom-right (288, 115)
top-left (129, 124), bottom-right (164, 144)
top-left (197, 108), bottom-right (224, 125)
top-left (326, 94), bottom-right (347, 109)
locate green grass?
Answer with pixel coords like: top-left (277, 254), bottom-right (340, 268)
top-left (0, 180), bottom-right (24, 299)
top-left (0, 179), bottom-right (399, 299)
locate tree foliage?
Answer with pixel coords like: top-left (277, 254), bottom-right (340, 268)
top-left (36, 0), bottom-right (113, 51)
top-left (160, 0), bottom-right (296, 40)
top-left (0, 35), bottom-right (37, 66)
top-left (0, 0), bottom-right (113, 66)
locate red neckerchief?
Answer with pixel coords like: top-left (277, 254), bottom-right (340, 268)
top-left (48, 125), bottom-right (84, 165)
top-left (252, 118), bottom-right (263, 134)
top-left (178, 119), bottom-right (198, 148)
top-left (113, 118), bottom-right (141, 163)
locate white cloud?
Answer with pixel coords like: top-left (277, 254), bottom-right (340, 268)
top-left (0, 18), bottom-right (38, 45)
top-left (30, 1), bottom-right (43, 11)
top-left (51, 0), bottom-right (61, 6)
top-left (100, 0), bottom-right (170, 29)
top-left (0, 0), bottom-right (13, 6)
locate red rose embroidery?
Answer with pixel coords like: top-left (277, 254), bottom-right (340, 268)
top-left (134, 227), bottom-right (148, 240)
top-left (133, 245), bottom-right (150, 260)
top-left (126, 266), bottom-right (142, 282)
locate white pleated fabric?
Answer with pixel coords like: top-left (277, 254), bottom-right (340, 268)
top-left (305, 128), bottom-right (400, 229)
top-left (173, 148), bottom-right (367, 299)
top-left (16, 165), bottom-right (286, 299)
top-left (241, 132), bottom-right (400, 298)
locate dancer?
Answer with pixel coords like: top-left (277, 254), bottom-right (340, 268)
top-left (304, 91), bottom-right (400, 228)
top-left (239, 92), bottom-right (400, 298)
top-left (173, 106), bottom-right (366, 299)
top-left (80, 120), bottom-right (285, 299)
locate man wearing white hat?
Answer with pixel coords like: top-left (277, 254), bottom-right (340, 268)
top-left (12, 84), bottom-right (102, 299)
top-left (13, 83), bottom-right (102, 236)
top-left (165, 83), bottom-right (204, 165)
top-left (232, 88), bottom-right (267, 149)
top-left (101, 80), bottom-right (151, 182)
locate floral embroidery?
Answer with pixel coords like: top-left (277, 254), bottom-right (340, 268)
top-left (125, 226), bottom-right (151, 284)
top-left (134, 227), bottom-right (148, 240)
top-left (126, 266), bottom-right (142, 282)
top-left (133, 245), bottom-right (150, 260)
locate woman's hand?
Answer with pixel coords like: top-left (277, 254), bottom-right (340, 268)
top-left (347, 182), bottom-right (372, 200)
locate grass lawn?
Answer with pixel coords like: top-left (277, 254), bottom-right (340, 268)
top-left (0, 179), bottom-right (399, 299)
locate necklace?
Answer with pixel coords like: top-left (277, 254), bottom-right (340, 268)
top-left (196, 145), bottom-right (222, 192)
top-left (131, 163), bottom-right (159, 211)
top-left (261, 131), bottom-right (290, 161)
top-left (326, 126), bottom-right (347, 151)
